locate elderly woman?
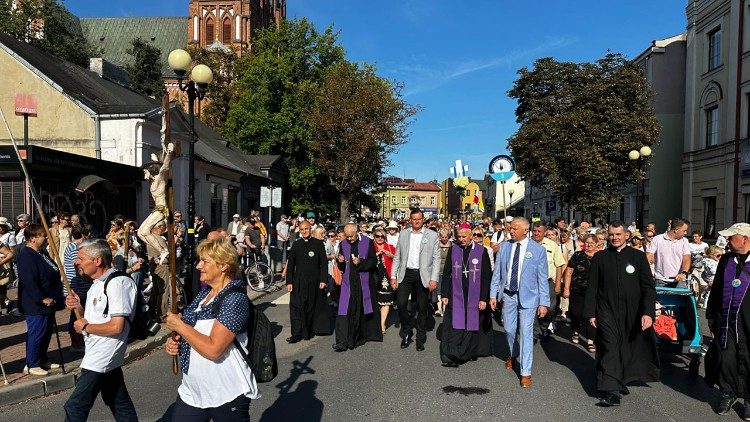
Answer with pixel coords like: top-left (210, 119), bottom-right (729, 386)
top-left (372, 227), bottom-right (395, 334)
top-left (18, 223), bottom-right (63, 375)
top-left (563, 234), bottom-right (598, 352)
top-left (164, 237), bottom-right (258, 421)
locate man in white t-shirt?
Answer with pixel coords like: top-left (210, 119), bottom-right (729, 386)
top-left (646, 218), bottom-right (692, 285)
top-left (64, 238), bottom-right (138, 422)
top-left (276, 214), bottom-right (290, 251)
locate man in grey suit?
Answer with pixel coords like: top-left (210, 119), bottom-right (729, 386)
top-left (390, 209), bottom-right (441, 351)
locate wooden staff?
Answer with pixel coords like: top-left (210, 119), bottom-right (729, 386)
top-left (122, 221), bottom-right (132, 272)
top-left (162, 95), bottom-right (180, 375)
top-left (0, 105), bottom-right (80, 319)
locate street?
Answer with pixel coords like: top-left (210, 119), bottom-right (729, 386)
top-left (1, 288), bottom-right (725, 422)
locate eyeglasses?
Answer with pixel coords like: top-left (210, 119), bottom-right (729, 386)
top-left (374, 235), bottom-right (385, 238)
top-left (327, 234), bottom-right (335, 238)
top-left (473, 233), bottom-right (483, 237)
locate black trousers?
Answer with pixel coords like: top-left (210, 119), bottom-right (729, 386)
top-left (163, 394), bottom-right (251, 421)
top-left (396, 269), bottom-right (430, 344)
top-left (64, 367), bottom-right (137, 422)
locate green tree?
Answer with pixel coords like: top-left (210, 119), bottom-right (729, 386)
top-left (306, 62), bottom-right (419, 221)
top-left (507, 53), bottom-right (660, 215)
top-left (0, 0), bottom-right (100, 68)
top-left (223, 18), bottom-right (345, 214)
top-left (124, 38), bottom-right (164, 98)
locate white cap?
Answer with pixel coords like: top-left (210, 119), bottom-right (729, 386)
top-left (718, 223), bottom-right (750, 237)
top-left (233, 214), bottom-right (240, 218)
top-left (504, 216), bottom-right (514, 223)
top-left (387, 221), bottom-right (399, 229)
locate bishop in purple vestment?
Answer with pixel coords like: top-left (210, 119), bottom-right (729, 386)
top-left (439, 228), bottom-right (492, 367)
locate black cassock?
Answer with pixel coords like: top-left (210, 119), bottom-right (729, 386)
top-left (439, 244), bottom-right (493, 365)
top-left (583, 246), bottom-right (659, 392)
top-left (286, 237), bottom-right (333, 339)
top-left (335, 239), bottom-right (382, 349)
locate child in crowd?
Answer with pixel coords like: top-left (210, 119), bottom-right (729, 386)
top-left (699, 245), bottom-right (724, 309)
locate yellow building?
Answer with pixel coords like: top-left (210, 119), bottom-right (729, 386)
top-left (375, 177), bottom-right (441, 220)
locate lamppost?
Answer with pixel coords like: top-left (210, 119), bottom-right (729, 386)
top-left (381, 193), bottom-right (386, 219)
top-left (168, 48), bottom-right (213, 276)
top-left (628, 145), bottom-right (652, 230)
top-left (508, 187), bottom-right (515, 217)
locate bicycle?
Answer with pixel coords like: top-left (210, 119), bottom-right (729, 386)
top-left (243, 249), bottom-right (275, 292)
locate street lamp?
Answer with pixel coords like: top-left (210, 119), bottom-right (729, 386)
top-left (381, 193), bottom-right (386, 219)
top-left (508, 187), bottom-right (515, 217)
top-left (628, 146), bottom-right (652, 230)
top-left (168, 48), bottom-right (213, 276)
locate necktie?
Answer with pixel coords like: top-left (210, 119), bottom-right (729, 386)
top-left (509, 242), bottom-right (521, 291)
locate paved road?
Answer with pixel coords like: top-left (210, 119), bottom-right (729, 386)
top-left (2, 289), bottom-right (728, 421)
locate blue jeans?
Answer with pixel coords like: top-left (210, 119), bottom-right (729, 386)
top-left (163, 394), bottom-right (251, 421)
top-left (25, 314), bottom-right (53, 368)
top-left (64, 367), bottom-right (137, 422)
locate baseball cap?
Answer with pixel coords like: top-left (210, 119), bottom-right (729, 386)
top-left (306, 211), bottom-right (316, 218)
top-left (718, 223), bottom-right (750, 237)
top-left (233, 213), bottom-right (240, 218)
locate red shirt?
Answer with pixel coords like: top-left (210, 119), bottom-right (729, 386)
top-left (375, 242), bottom-right (396, 278)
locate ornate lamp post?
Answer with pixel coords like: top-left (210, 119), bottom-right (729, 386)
top-left (507, 187), bottom-right (515, 217)
top-left (168, 49), bottom-right (213, 276)
top-left (628, 146), bottom-right (652, 230)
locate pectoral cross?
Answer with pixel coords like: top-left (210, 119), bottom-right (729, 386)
top-left (453, 262), bottom-right (462, 279)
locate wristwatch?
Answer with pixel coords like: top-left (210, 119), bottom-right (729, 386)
top-left (81, 323), bottom-right (90, 337)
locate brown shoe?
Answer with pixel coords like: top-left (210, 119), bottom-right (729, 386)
top-left (505, 357), bottom-right (513, 369)
top-left (520, 375), bottom-right (532, 388)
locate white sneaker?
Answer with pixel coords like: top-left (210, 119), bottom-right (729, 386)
top-left (24, 366), bottom-right (48, 376)
top-left (41, 362), bottom-right (60, 370)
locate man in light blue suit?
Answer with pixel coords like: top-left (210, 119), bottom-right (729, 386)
top-left (490, 216), bottom-right (549, 388)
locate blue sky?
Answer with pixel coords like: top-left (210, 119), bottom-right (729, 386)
top-left (67, 0), bottom-right (688, 183)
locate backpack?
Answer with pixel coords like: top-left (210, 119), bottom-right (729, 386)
top-left (211, 285), bottom-right (278, 383)
top-left (103, 270), bottom-right (154, 341)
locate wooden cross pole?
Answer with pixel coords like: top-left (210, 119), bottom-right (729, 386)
top-left (162, 95), bottom-right (180, 375)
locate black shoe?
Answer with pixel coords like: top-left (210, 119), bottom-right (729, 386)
top-left (441, 362), bottom-right (458, 368)
top-left (620, 386), bottom-right (630, 396)
top-left (717, 394), bottom-right (738, 415)
top-left (400, 335), bottom-right (411, 349)
top-left (598, 392), bottom-right (621, 407)
top-left (416, 342), bottom-right (425, 351)
top-left (742, 401), bottom-right (750, 421)
top-left (332, 344), bottom-right (347, 352)
top-left (286, 336), bottom-right (302, 344)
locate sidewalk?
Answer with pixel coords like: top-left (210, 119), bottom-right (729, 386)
top-left (0, 281), bottom-right (284, 408)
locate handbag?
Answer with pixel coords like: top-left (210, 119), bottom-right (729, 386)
top-left (332, 262), bottom-right (343, 286)
top-left (0, 261), bottom-right (14, 286)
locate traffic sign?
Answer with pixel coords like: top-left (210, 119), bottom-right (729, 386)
top-left (546, 200), bottom-right (556, 212)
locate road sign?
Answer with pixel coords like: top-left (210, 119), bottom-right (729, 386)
top-left (488, 155), bottom-right (515, 182)
top-left (261, 186), bottom-right (282, 208)
top-left (546, 200), bottom-right (556, 212)
top-left (272, 188), bottom-right (282, 208)
top-left (531, 212), bottom-right (541, 223)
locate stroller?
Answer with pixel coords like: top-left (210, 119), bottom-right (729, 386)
top-left (653, 284), bottom-right (706, 379)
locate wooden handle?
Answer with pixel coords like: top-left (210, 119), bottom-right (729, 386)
top-left (172, 355), bottom-right (179, 375)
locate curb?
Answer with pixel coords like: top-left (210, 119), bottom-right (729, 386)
top-left (0, 282), bottom-right (283, 408)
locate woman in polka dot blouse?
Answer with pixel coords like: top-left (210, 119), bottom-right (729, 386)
top-left (162, 237), bottom-right (260, 421)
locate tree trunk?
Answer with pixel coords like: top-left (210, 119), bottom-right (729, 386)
top-left (340, 195), bottom-right (351, 223)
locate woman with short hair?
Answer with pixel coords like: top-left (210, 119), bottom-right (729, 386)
top-left (372, 227), bottom-right (395, 334)
top-left (163, 237), bottom-right (258, 421)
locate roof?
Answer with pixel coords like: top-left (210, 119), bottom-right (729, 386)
top-left (408, 182), bottom-right (441, 192)
top-left (80, 17), bottom-right (187, 77)
top-left (0, 32), bottom-right (162, 115)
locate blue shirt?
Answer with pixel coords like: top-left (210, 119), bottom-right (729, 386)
top-left (178, 279), bottom-right (250, 374)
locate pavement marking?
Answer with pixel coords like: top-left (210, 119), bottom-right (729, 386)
top-left (272, 292), bottom-right (291, 305)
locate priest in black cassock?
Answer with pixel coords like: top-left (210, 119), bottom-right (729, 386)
top-left (583, 221), bottom-right (659, 407)
top-left (439, 228), bottom-right (493, 367)
top-left (332, 224), bottom-right (382, 351)
top-left (705, 223), bottom-right (750, 417)
top-left (285, 221), bottom-right (332, 343)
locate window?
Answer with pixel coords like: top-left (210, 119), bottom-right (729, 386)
top-left (708, 28), bottom-right (722, 70)
top-left (223, 18), bottom-right (231, 44)
top-left (391, 195), bottom-right (397, 205)
top-left (401, 196), bottom-right (407, 205)
top-left (431, 196), bottom-right (436, 206)
top-left (205, 18), bottom-right (214, 43)
top-left (704, 196), bottom-right (717, 238)
top-left (706, 106), bottom-right (719, 147)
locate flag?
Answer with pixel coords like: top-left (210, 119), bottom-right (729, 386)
top-left (473, 190), bottom-right (479, 204)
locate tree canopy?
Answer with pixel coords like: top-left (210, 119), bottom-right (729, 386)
top-left (507, 53), bottom-right (660, 215)
top-left (124, 38), bottom-right (164, 98)
top-left (0, 0), bottom-right (100, 68)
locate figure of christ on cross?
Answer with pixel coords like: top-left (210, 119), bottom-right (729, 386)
top-left (137, 143), bottom-right (174, 265)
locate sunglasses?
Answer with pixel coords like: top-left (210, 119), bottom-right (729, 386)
top-left (374, 235), bottom-right (385, 238)
top-left (327, 234), bottom-right (335, 238)
top-left (473, 233), bottom-right (483, 237)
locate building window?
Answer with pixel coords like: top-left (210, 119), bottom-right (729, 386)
top-left (391, 195), bottom-right (396, 205)
top-left (708, 28), bottom-right (722, 70)
top-left (704, 196), bottom-right (717, 238)
top-left (401, 196), bottom-right (407, 205)
top-left (223, 18), bottom-right (231, 44)
top-left (205, 18), bottom-right (214, 43)
top-left (431, 196), bottom-right (436, 206)
top-left (706, 106), bottom-right (719, 147)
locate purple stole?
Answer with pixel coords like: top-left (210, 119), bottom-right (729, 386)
top-left (451, 244), bottom-right (483, 331)
top-left (719, 255), bottom-right (750, 348)
top-left (338, 236), bottom-right (374, 316)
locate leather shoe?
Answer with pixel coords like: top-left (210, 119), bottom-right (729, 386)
top-left (400, 335), bottom-right (411, 349)
top-left (505, 357), bottom-right (514, 369)
top-left (519, 375), bottom-right (532, 388)
top-left (441, 362), bottom-right (458, 368)
top-left (416, 342), bottom-right (425, 351)
top-left (332, 344), bottom-right (347, 352)
top-left (717, 394), bottom-right (738, 415)
top-left (599, 392), bottom-right (621, 407)
top-left (286, 336), bottom-right (302, 344)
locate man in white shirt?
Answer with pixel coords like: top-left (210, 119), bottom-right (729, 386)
top-left (647, 218), bottom-right (692, 285)
top-left (276, 214), bottom-right (290, 252)
top-left (227, 214), bottom-right (244, 243)
top-left (64, 239), bottom-right (138, 422)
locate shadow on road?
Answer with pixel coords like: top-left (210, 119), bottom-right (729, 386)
top-left (658, 354), bottom-right (719, 406)
top-left (260, 356), bottom-right (323, 422)
top-left (539, 332), bottom-right (598, 398)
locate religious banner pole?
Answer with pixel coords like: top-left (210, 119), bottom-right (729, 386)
top-left (0, 104), bottom-right (79, 319)
top-left (501, 181), bottom-right (507, 220)
top-left (161, 95), bottom-right (180, 375)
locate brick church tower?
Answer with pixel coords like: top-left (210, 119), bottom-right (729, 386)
top-left (187, 0), bottom-right (286, 56)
